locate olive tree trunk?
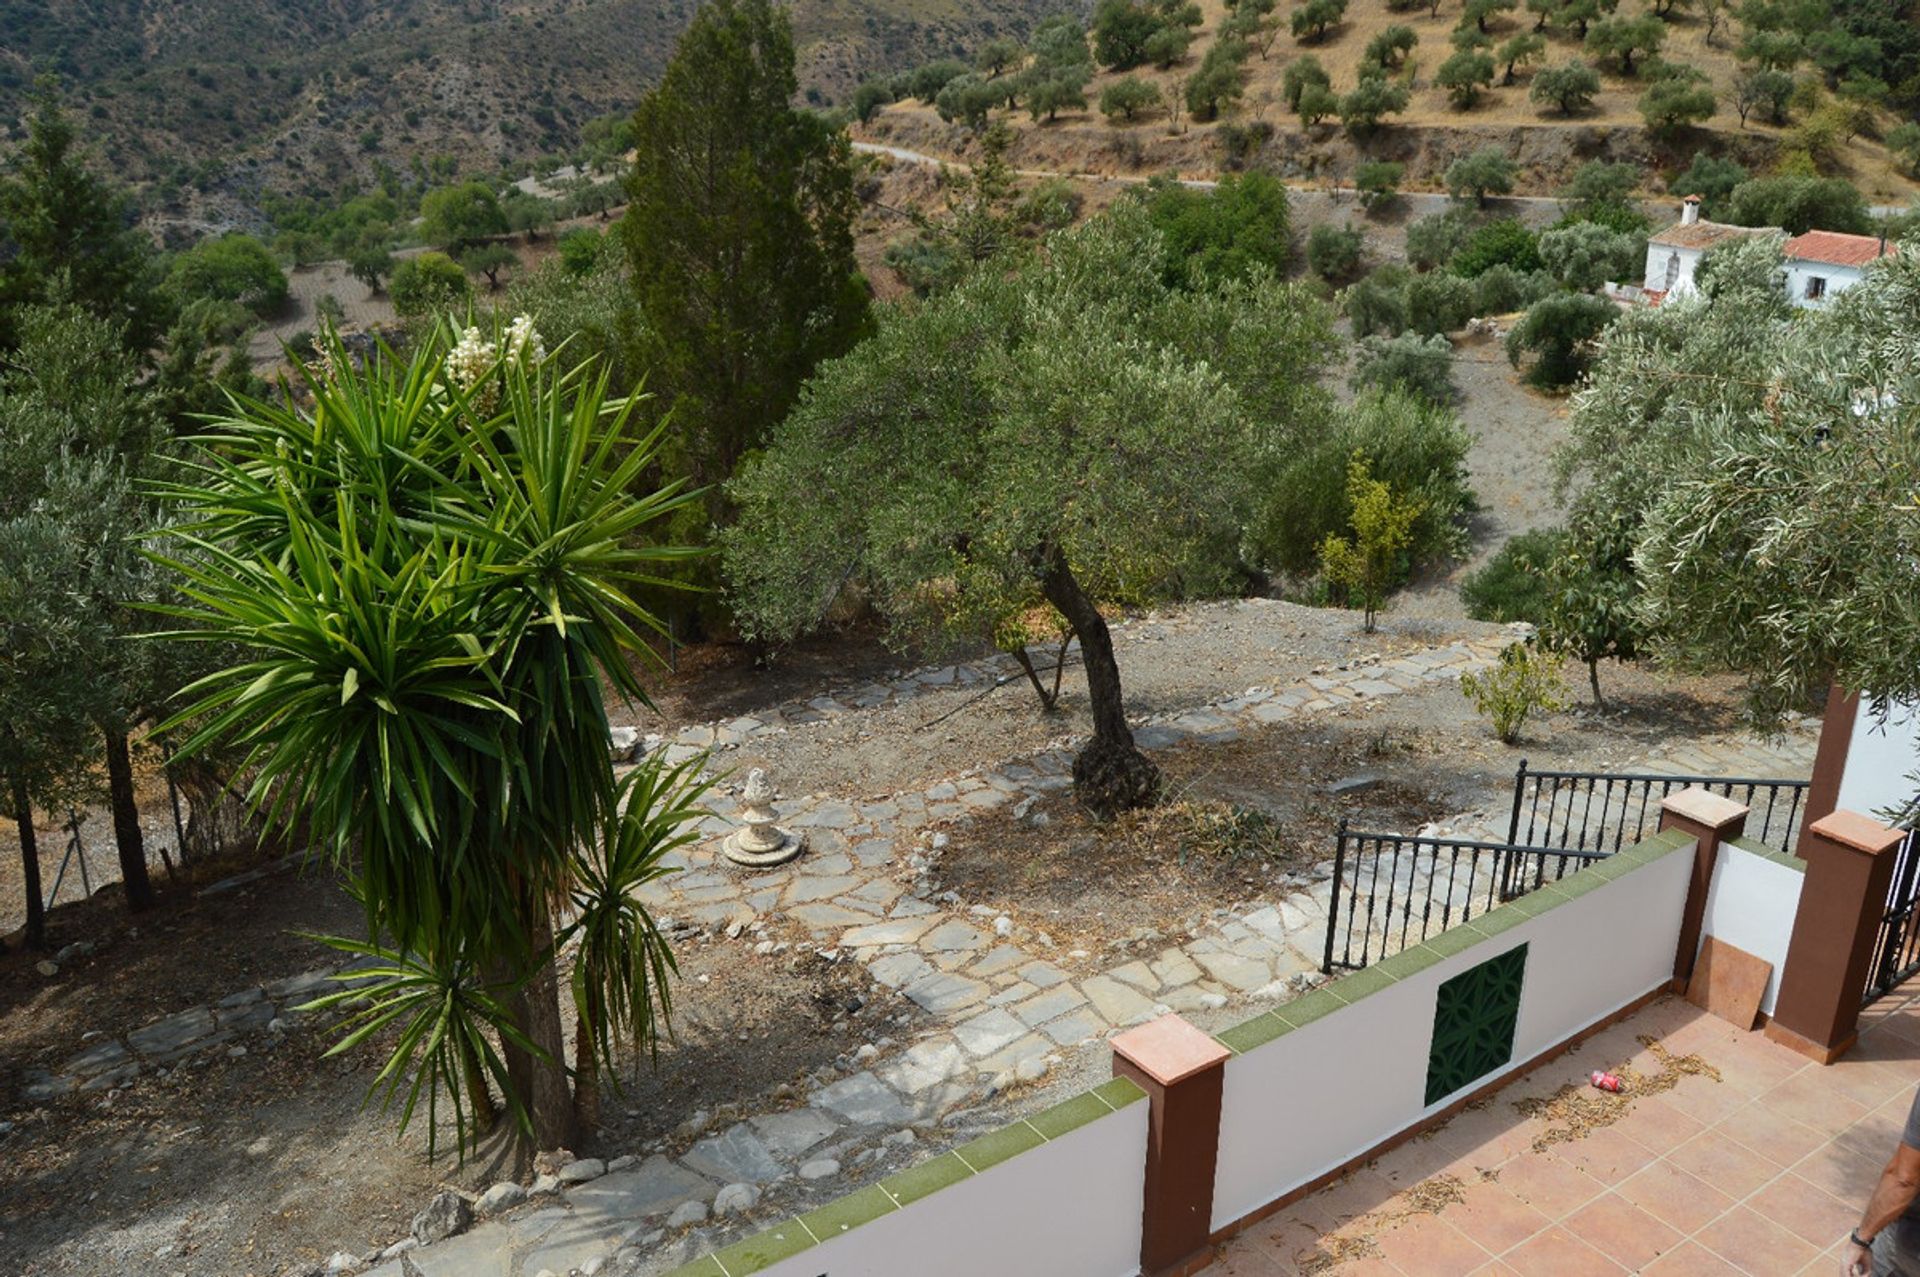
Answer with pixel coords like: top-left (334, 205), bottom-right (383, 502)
top-left (103, 728), bottom-right (155, 912)
top-left (10, 770), bottom-right (47, 949)
top-left (1037, 545), bottom-right (1161, 817)
top-left (502, 900), bottom-right (578, 1153)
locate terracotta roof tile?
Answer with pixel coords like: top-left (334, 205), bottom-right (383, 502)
top-left (1647, 220), bottom-right (1779, 250)
top-left (1782, 229), bottom-right (1897, 268)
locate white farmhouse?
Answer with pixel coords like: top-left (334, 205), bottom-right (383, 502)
top-left (1641, 195), bottom-right (1779, 301)
top-left (1781, 229), bottom-right (1898, 307)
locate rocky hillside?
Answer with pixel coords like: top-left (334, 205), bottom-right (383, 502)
top-left (0, 0), bottom-right (1055, 220)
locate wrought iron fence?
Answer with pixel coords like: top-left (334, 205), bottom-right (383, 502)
top-left (1322, 823), bottom-right (1608, 973)
top-left (1505, 761), bottom-right (1809, 858)
top-left (1864, 800), bottom-right (1920, 1007)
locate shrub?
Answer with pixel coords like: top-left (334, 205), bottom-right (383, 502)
top-left (1888, 122), bottom-right (1920, 177)
top-left (1725, 174), bottom-right (1872, 235)
top-left (1408, 270), bottom-right (1477, 334)
top-left (1017, 178), bottom-right (1083, 231)
top-left (557, 228), bottom-right (602, 275)
top-left (1471, 263), bottom-right (1552, 315)
top-left (1355, 160), bottom-right (1404, 212)
top-left (1450, 217), bottom-right (1540, 276)
top-left (909, 59), bottom-right (971, 101)
top-left (1100, 76), bottom-right (1163, 122)
top-left (1461, 642), bottom-right (1569, 743)
top-left (1218, 120), bottom-right (1276, 170)
top-left (388, 251), bottom-right (469, 318)
top-left (1307, 223), bottom-right (1365, 282)
top-left (1319, 453), bottom-right (1424, 632)
top-left (1351, 331), bottom-right (1454, 404)
top-left (1538, 221), bottom-right (1641, 291)
top-left (1253, 387), bottom-right (1474, 574)
top-left (1460, 529), bottom-right (1564, 622)
top-left (1342, 265), bottom-right (1411, 337)
top-left (1666, 152), bottom-right (1747, 218)
top-left (1137, 171), bottom-right (1292, 289)
top-left (1406, 209), bottom-right (1477, 270)
top-left (853, 80), bottom-right (894, 123)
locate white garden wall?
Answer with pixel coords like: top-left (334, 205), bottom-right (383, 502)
top-left (1210, 833), bottom-right (1694, 1233)
top-left (738, 1097), bottom-right (1148, 1277)
top-left (1837, 697), bottom-right (1920, 825)
top-left (1696, 839), bottom-right (1805, 1015)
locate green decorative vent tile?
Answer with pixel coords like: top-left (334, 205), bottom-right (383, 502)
top-left (1424, 942), bottom-right (1527, 1106)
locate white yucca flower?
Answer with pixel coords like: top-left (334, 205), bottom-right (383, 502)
top-left (445, 325), bottom-right (498, 392)
top-left (505, 314), bottom-right (546, 367)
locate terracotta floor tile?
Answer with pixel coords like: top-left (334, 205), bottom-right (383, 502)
top-left (1638, 1241), bottom-right (1749, 1276)
top-left (1430, 1102), bottom-right (1540, 1167)
top-left (1821, 1061), bottom-right (1915, 1119)
top-left (1759, 1070), bottom-right (1872, 1137)
top-left (1694, 1204), bottom-right (1823, 1277)
top-left (1375, 1134), bottom-right (1477, 1189)
top-left (1500, 1225), bottom-right (1628, 1276)
top-left (1853, 1025), bottom-right (1920, 1078)
top-left (1743, 1171), bottom-right (1860, 1250)
top-left (1211, 1245), bottom-right (1291, 1276)
top-left (1667, 1129), bottom-right (1789, 1200)
top-left (1563, 1191), bottom-right (1684, 1270)
top-left (1712, 1100), bottom-right (1830, 1168)
top-left (1241, 1213), bottom-right (1325, 1269)
top-left (1372, 1212), bottom-right (1492, 1277)
top-left (1548, 1125), bottom-right (1661, 1186)
top-left (1832, 1105), bottom-right (1906, 1165)
top-left (1661, 1072), bottom-right (1751, 1126)
top-left (1442, 1178), bottom-right (1553, 1255)
top-left (1493, 1151), bottom-right (1609, 1219)
top-left (1615, 1157), bottom-right (1737, 1234)
top-left (1789, 1138), bottom-right (1883, 1202)
top-left (1293, 1167), bottom-right (1402, 1233)
top-left (1612, 1095), bottom-right (1707, 1157)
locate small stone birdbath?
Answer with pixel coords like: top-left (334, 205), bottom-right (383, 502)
top-left (722, 768), bottom-right (805, 868)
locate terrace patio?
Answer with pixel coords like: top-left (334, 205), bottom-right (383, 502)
top-left (1214, 978), bottom-right (1920, 1276)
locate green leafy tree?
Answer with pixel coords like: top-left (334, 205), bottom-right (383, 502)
top-left (1438, 50), bottom-right (1498, 108)
top-left (1499, 33), bottom-right (1546, 83)
top-left (976, 37), bottom-right (1026, 77)
top-left (624, 0), bottom-right (870, 548)
top-left (420, 181), bottom-right (509, 250)
top-left (1101, 76), bottom-right (1164, 121)
top-left (1584, 15), bottom-right (1665, 75)
top-left (1366, 25), bottom-right (1419, 69)
top-left (1463, 0), bottom-right (1519, 32)
top-left (1461, 529), bottom-right (1565, 623)
top-left (1136, 171), bottom-right (1292, 290)
top-left (1541, 510), bottom-right (1643, 703)
top-left (1446, 147), bottom-right (1516, 206)
top-left (348, 244), bottom-right (395, 294)
top-left (1505, 290), bottom-right (1618, 386)
top-left (1350, 331), bottom-right (1455, 404)
top-left (1539, 220), bottom-right (1642, 290)
top-left (1143, 24), bottom-right (1196, 67)
top-left (1450, 217), bottom-right (1542, 276)
top-left (1558, 0), bottom-right (1620, 40)
top-left (1408, 270), bottom-right (1478, 333)
top-left (1889, 122), bottom-right (1920, 176)
top-left (1725, 174), bottom-right (1873, 234)
top-left (723, 208), bottom-right (1336, 815)
top-left (388, 252), bottom-right (470, 318)
top-left (1355, 160), bottom-right (1405, 212)
top-left (1639, 70), bottom-right (1716, 136)
top-left (1664, 153), bottom-right (1747, 220)
top-left (1733, 67), bottom-right (1796, 126)
top-left (461, 243), bottom-right (520, 291)
top-left (1318, 453), bottom-right (1424, 632)
top-left (1342, 265), bottom-right (1411, 337)
top-left (1406, 209), bottom-right (1478, 270)
top-left (1307, 223), bottom-right (1366, 283)
top-left (852, 79), bottom-right (894, 122)
top-left (168, 234), bottom-right (288, 316)
top-left (1340, 73), bottom-right (1411, 136)
top-left (1185, 40), bottom-right (1249, 120)
top-left (1530, 60), bottom-right (1602, 114)
top-left (0, 92), bottom-right (167, 352)
top-left (935, 73), bottom-right (1000, 130)
top-left (1561, 160), bottom-right (1642, 218)
top-left (1740, 29), bottom-right (1803, 72)
top-left (159, 319), bottom-right (702, 1152)
top-left (1092, 0), bottom-right (1162, 68)
top-left (1292, 0), bottom-right (1349, 43)
top-left (1282, 55), bottom-right (1330, 110)
top-left (1298, 82), bottom-right (1341, 126)
top-left (910, 59), bottom-right (971, 101)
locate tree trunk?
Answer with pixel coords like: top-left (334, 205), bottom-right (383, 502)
top-left (458, 1032), bottom-right (500, 1135)
top-left (573, 1014), bottom-right (601, 1133)
top-left (1037, 546), bottom-right (1160, 817)
top-left (512, 902), bottom-right (578, 1152)
top-left (103, 728), bottom-right (155, 913)
top-left (10, 771), bottom-right (47, 949)
top-left (1588, 658), bottom-right (1606, 708)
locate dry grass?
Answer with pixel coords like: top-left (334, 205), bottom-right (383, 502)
top-left (1513, 1034), bottom-right (1723, 1151)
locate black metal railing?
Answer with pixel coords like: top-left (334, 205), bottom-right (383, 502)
top-left (1863, 801), bottom-right (1920, 1006)
top-left (1505, 761), bottom-right (1809, 859)
top-left (1322, 822), bottom-right (1608, 973)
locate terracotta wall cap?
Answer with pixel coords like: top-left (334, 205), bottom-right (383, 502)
top-left (1660, 786), bottom-right (1750, 831)
top-left (1808, 809), bottom-right (1907, 856)
top-left (1112, 1014), bottom-right (1231, 1087)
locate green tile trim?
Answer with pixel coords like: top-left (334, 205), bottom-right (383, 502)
top-left (662, 1259), bottom-right (727, 1277)
top-left (712, 1219), bottom-right (818, 1275)
top-left (1375, 942), bottom-right (1445, 980)
top-left (953, 1119), bottom-right (1045, 1172)
top-left (881, 1151), bottom-right (973, 1207)
top-left (1216, 1011), bottom-right (1292, 1055)
top-left (796, 1184), bottom-right (897, 1245)
top-left (1276, 986), bottom-right (1345, 1028)
top-left (1548, 866), bottom-right (1610, 898)
top-left (1507, 882), bottom-right (1570, 916)
top-left (1471, 901), bottom-right (1530, 936)
top-left (1327, 963), bottom-right (1398, 1004)
top-left (1029, 1091), bottom-right (1113, 1140)
top-left (1619, 828), bottom-right (1694, 863)
top-left (1424, 921), bottom-right (1490, 957)
top-left (1093, 1076), bottom-right (1146, 1109)
top-left (1582, 853), bottom-right (1636, 882)
top-left (1727, 834), bottom-right (1807, 874)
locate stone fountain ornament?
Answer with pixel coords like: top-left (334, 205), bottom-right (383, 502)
top-left (722, 768), bottom-right (805, 868)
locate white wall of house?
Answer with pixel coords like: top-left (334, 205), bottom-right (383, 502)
top-left (1783, 259), bottom-right (1868, 308)
top-left (1697, 841), bottom-right (1805, 1015)
top-left (1644, 243), bottom-right (1704, 296)
top-left (1210, 840), bottom-right (1693, 1232)
top-left (1837, 698), bottom-right (1920, 824)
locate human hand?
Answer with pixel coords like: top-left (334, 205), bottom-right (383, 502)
top-left (1844, 1239), bottom-right (1873, 1276)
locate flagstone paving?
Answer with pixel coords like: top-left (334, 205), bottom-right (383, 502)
top-left (1214, 980), bottom-right (1920, 1276)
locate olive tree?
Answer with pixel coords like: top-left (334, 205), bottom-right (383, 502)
top-left (724, 209), bottom-right (1335, 815)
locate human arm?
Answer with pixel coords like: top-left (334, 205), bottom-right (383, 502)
top-left (1846, 1142), bottom-right (1920, 1275)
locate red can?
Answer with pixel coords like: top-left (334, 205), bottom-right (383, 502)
top-left (1590, 1070), bottom-right (1624, 1093)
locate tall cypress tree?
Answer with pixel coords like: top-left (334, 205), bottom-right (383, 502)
top-left (623, 0), bottom-right (870, 528)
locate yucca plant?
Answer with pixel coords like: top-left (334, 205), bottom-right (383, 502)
top-left (153, 318), bottom-right (702, 1154)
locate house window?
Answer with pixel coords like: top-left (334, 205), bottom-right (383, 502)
top-left (1663, 252), bottom-right (1680, 290)
top-left (1805, 275), bottom-right (1827, 301)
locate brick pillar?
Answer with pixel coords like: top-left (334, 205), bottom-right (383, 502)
top-left (1767, 810), bottom-right (1906, 1064)
top-left (1111, 1014), bottom-right (1232, 1277)
top-left (1658, 788), bottom-right (1751, 987)
top-left (1802, 685), bottom-right (1860, 829)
